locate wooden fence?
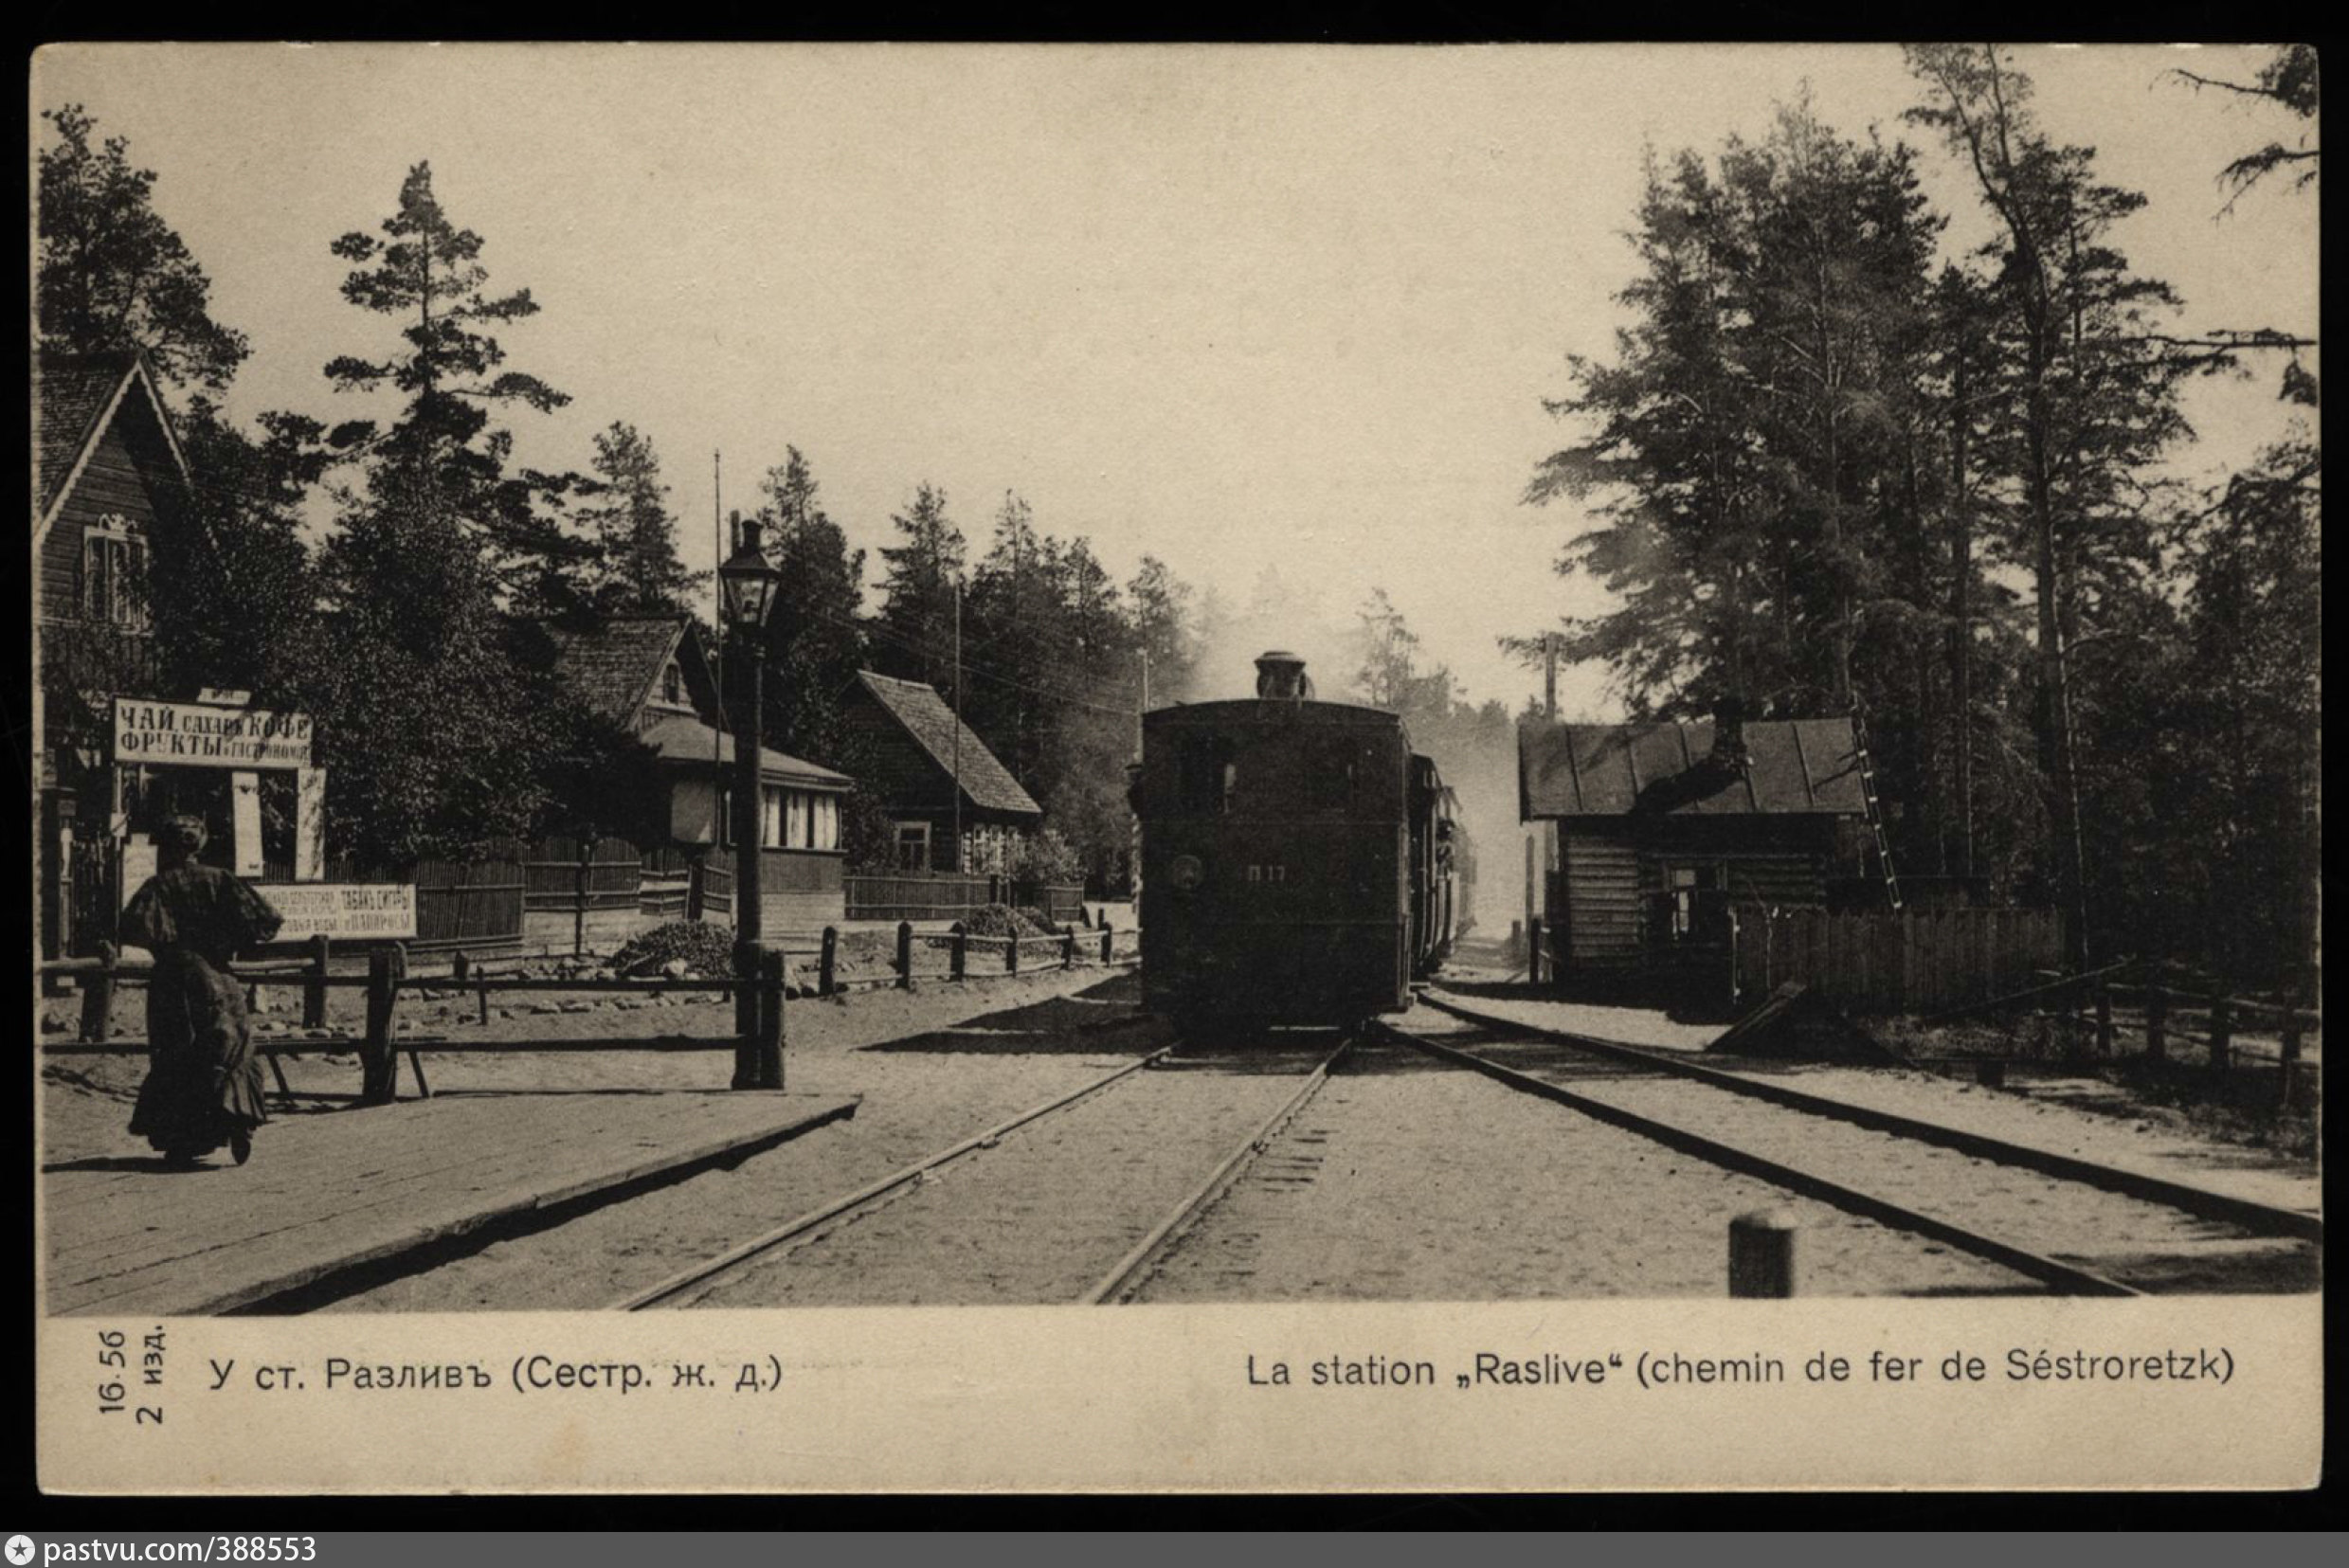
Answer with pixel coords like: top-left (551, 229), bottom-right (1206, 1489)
top-left (845, 872), bottom-right (998, 923)
top-left (1732, 906), bottom-right (2064, 1014)
top-left (842, 872), bottom-right (1087, 924)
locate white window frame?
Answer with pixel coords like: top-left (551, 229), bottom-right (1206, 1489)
top-left (82, 514), bottom-right (151, 630)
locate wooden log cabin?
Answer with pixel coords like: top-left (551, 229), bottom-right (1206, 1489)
top-left (545, 614), bottom-right (856, 929)
top-left (844, 670), bottom-right (1043, 874)
top-left (34, 351), bottom-right (193, 959)
top-left (1518, 713), bottom-right (1878, 994)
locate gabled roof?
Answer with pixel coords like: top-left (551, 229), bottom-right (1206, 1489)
top-left (638, 713), bottom-right (852, 791)
top-left (34, 351), bottom-right (191, 535)
top-left (853, 670), bottom-right (1042, 819)
top-left (1519, 718), bottom-right (1868, 820)
top-left (545, 615), bottom-right (693, 727)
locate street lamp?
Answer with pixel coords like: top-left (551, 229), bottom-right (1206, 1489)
top-left (718, 511), bottom-right (785, 1090)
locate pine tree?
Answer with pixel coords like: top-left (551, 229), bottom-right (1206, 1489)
top-left (753, 446), bottom-right (867, 762)
top-left (322, 161), bottom-right (587, 607)
top-left (578, 422), bottom-right (698, 616)
top-left (872, 482), bottom-right (967, 688)
top-left (37, 105), bottom-right (249, 390)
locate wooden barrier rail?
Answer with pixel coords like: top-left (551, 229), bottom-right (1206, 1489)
top-left (41, 941), bottom-right (790, 1105)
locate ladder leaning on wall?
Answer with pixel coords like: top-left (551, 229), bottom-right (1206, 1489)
top-left (1850, 710), bottom-right (1903, 911)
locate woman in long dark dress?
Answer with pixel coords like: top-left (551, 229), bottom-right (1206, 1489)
top-left (122, 816), bottom-right (284, 1166)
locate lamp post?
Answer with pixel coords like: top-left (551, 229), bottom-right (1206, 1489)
top-left (718, 510), bottom-right (784, 1090)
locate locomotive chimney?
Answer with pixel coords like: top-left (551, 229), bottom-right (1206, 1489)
top-left (1255, 650), bottom-right (1313, 702)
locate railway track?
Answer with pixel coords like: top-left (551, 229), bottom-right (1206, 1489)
top-left (616, 1037), bottom-right (1351, 1310)
top-left (1381, 999), bottom-right (2321, 1296)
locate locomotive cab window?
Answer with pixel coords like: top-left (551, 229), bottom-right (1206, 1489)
top-left (1176, 734), bottom-right (1238, 816)
top-left (1305, 734), bottom-right (1357, 814)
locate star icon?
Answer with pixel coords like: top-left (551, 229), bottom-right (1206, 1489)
top-left (7, 1536), bottom-right (36, 1565)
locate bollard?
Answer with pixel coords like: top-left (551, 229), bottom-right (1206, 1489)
top-left (819, 926), bottom-right (839, 998)
top-left (895, 921), bottom-right (914, 990)
top-left (1101, 922), bottom-right (1114, 964)
top-left (732, 939), bottom-right (761, 1089)
top-left (79, 941), bottom-right (117, 1045)
top-left (1062, 930), bottom-right (1077, 969)
top-left (2208, 990), bottom-right (2233, 1072)
top-left (1527, 917), bottom-right (1545, 985)
top-left (949, 922), bottom-right (967, 982)
top-left (362, 948), bottom-right (395, 1104)
top-left (2095, 983), bottom-right (2114, 1057)
top-left (2145, 985), bottom-right (2168, 1061)
top-left (303, 933), bottom-right (330, 1030)
top-left (753, 945), bottom-right (786, 1090)
top-left (1728, 1210), bottom-right (1798, 1298)
top-left (1007, 933), bottom-right (1021, 975)
top-left (1975, 1059), bottom-right (2007, 1090)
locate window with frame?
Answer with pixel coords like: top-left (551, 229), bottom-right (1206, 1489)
top-left (1175, 734), bottom-right (1238, 817)
top-left (81, 515), bottom-right (150, 629)
top-left (1305, 734), bottom-right (1357, 814)
top-left (1666, 864), bottom-right (1723, 943)
top-left (658, 661), bottom-right (686, 707)
top-left (894, 820), bottom-right (931, 870)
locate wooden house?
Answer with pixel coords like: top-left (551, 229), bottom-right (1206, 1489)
top-left (34, 351), bottom-right (195, 958)
top-left (843, 670), bottom-right (1042, 874)
top-left (1518, 714), bottom-right (1876, 988)
top-left (546, 614), bottom-right (855, 928)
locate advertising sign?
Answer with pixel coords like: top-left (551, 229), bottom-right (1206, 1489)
top-left (262, 883), bottom-right (418, 942)
top-left (112, 699), bottom-right (315, 770)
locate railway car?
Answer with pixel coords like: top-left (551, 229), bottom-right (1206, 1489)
top-left (1136, 650), bottom-right (1453, 1034)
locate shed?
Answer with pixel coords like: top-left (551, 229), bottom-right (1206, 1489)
top-left (1518, 716), bottom-right (1875, 983)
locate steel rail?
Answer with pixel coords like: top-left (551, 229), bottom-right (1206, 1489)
top-left (1082, 1037), bottom-right (1356, 1306)
top-left (1422, 992), bottom-right (2322, 1245)
top-left (1372, 1019), bottom-right (2141, 1297)
top-left (614, 1046), bottom-right (1174, 1310)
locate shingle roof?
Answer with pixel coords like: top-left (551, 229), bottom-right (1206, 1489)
top-left (545, 617), bottom-right (689, 725)
top-left (854, 670), bottom-right (1042, 818)
top-left (36, 351), bottom-right (185, 524)
top-left (639, 713), bottom-right (852, 789)
top-left (1520, 718), bottom-right (1867, 820)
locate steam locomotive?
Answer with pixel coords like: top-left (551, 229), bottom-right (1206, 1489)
top-left (1134, 651), bottom-right (1464, 1035)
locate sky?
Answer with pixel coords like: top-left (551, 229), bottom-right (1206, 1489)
top-left (33, 43), bottom-right (2320, 729)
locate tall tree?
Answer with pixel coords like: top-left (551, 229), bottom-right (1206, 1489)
top-left (1522, 107), bottom-right (1946, 730)
top-left (754, 446), bottom-right (867, 763)
top-left (1906, 44), bottom-right (2206, 958)
top-left (871, 482), bottom-right (967, 689)
top-left (303, 162), bottom-right (587, 860)
top-left (37, 105), bottom-right (249, 390)
top-left (577, 423), bottom-right (698, 616)
top-left (322, 161), bottom-right (587, 609)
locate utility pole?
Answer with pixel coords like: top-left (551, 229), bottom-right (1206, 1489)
top-left (951, 580), bottom-right (963, 874)
top-left (1543, 633), bottom-right (1560, 909)
top-left (1131, 648), bottom-right (1150, 906)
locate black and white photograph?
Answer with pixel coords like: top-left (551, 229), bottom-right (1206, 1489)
top-left (30, 42), bottom-right (2320, 1492)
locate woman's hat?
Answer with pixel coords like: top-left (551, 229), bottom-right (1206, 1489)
top-left (163, 815), bottom-right (209, 854)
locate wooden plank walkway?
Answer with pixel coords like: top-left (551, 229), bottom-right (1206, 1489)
top-left (44, 1090), bottom-right (859, 1316)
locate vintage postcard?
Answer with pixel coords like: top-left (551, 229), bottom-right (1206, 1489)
top-left (31, 42), bottom-right (2320, 1493)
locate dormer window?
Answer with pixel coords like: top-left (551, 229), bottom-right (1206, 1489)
top-left (82, 514), bottom-right (150, 629)
top-left (659, 660), bottom-right (685, 707)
